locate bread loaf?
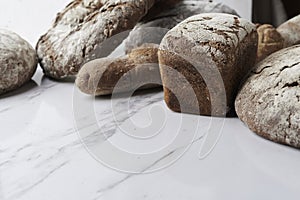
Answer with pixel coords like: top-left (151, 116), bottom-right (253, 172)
top-left (235, 45), bottom-right (300, 149)
top-left (158, 13), bottom-right (257, 116)
top-left (76, 44), bottom-right (161, 95)
top-left (0, 29), bottom-right (37, 95)
top-left (36, 0), bottom-right (156, 80)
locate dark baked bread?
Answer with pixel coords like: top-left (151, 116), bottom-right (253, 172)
top-left (256, 24), bottom-right (284, 62)
top-left (158, 13), bottom-right (258, 116)
top-left (76, 44), bottom-right (161, 95)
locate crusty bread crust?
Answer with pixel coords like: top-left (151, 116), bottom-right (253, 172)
top-left (76, 44), bottom-right (161, 95)
top-left (158, 13), bottom-right (257, 116)
top-left (235, 45), bottom-right (300, 149)
top-left (0, 29), bottom-right (37, 95)
top-left (37, 0), bottom-right (156, 79)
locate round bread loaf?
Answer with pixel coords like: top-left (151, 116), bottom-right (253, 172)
top-left (158, 13), bottom-right (257, 116)
top-left (0, 29), bottom-right (37, 95)
top-left (125, 0), bottom-right (239, 53)
top-left (235, 45), bottom-right (300, 149)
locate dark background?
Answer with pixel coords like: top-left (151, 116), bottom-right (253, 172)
top-left (252, 0), bottom-right (299, 26)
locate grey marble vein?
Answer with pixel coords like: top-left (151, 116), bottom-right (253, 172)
top-left (1, 89), bottom-right (166, 199)
top-left (8, 161), bottom-right (68, 200)
top-left (0, 81), bottom-right (58, 114)
top-left (93, 136), bottom-right (204, 199)
top-left (78, 92), bottom-right (164, 147)
top-left (0, 107), bottom-right (11, 113)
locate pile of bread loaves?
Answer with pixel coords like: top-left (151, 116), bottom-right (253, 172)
top-left (0, 0), bottom-right (299, 149)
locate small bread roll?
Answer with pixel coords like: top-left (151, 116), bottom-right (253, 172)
top-left (76, 44), bottom-right (161, 96)
top-left (256, 24), bottom-right (284, 62)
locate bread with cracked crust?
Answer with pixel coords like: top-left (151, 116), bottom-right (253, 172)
top-left (235, 45), bottom-right (300, 149)
top-left (158, 13), bottom-right (257, 116)
top-left (36, 0), bottom-right (156, 80)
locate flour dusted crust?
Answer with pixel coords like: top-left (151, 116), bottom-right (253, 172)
top-left (37, 0), bottom-right (156, 79)
top-left (158, 13), bottom-right (257, 116)
top-left (235, 45), bottom-right (300, 149)
top-left (277, 14), bottom-right (300, 48)
top-left (125, 0), bottom-right (239, 53)
top-left (76, 43), bottom-right (160, 95)
top-left (0, 29), bottom-right (37, 95)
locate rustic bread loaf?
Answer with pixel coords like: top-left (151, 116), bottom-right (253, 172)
top-left (76, 44), bottom-right (161, 95)
top-left (256, 24), bottom-right (284, 62)
top-left (125, 0), bottom-right (239, 53)
top-left (0, 29), bottom-right (37, 95)
top-left (235, 45), bottom-right (300, 149)
top-left (277, 14), bottom-right (300, 47)
top-left (36, 0), bottom-right (156, 80)
top-left (158, 13), bottom-right (257, 116)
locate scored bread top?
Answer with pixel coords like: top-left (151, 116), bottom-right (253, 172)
top-left (160, 13), bottom-right (256, 54)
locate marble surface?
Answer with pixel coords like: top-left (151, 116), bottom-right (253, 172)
top-left (1, 1), bottom-right (300, 200)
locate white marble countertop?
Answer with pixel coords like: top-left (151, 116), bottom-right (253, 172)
top-left (1, 1), bottom-right (300, 200)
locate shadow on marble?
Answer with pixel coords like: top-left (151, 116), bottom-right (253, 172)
top-left (41, 74), bottom-right (76, 84)
top-left (95, 87), bottom-right (163, 100)
top-left (0, 80), bottom-right (38, 99)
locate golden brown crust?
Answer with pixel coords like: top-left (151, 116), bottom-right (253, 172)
top-left (76, 44), bottom-right (161, 95)
top-left (256, 24), bottom-right (284, 62)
